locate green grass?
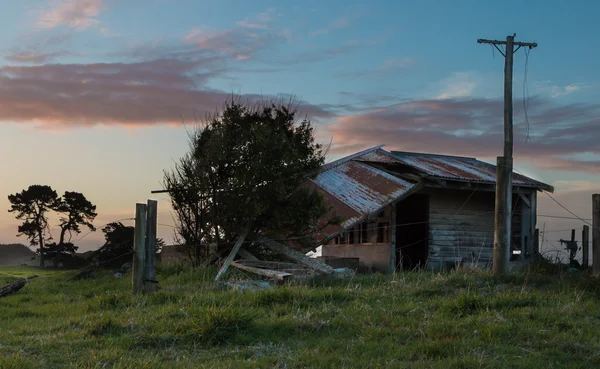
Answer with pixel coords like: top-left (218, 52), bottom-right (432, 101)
top-left (1, 261), bottom-right (600, 368)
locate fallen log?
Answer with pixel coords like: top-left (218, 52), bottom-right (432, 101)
top-left (0, 275), bottom-right (38, 297)
top-left (248, 234), bottom-right (334, 275)
top-left (231, 261), bottom-right (293, 282)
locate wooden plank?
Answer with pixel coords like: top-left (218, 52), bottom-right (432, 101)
top-left (132, 203), bottom-right (147, 295)
top-left (237, 260), bottom-right (311, 269)
top-left (214, 223), bottom-right (252, 282)
top-left (390, 201), bottom-right (396, 273)
top-left (430, 245), bottom-right (493, 251)
top-left (430, 230), bottom-right (495, 237)
top-left (429, 240), bottom-right (493, 247)
top-left (583, 225), bottom-right (590, 268)
top-left (145, 199), bottom-right (158, 293)
top-left (250, 234), bottom-right (334, 275)
top-left (231, 261), bottom-right (293, 281)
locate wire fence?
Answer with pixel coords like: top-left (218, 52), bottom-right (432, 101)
top-left (2, 181), bottom-right (598, 273)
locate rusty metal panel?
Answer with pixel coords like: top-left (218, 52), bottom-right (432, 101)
top-left (311, 161), bottom-right (416, 218)
top-left (354, 149), bottom-right (400, 164)
top-left (390, 151), bottom-right (552, 191)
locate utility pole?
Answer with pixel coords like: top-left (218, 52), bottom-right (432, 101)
top-left (477, 34), bottom-right (537, 276)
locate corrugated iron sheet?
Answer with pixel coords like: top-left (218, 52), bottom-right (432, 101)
top-left (390, 151), bottom-right (553, 191)
top-left (311, 159), bottom-right (417, 229)
top-left (309, 146), bottom-right (553, 242)
top-left (354, 149), bottom-right (400, 164)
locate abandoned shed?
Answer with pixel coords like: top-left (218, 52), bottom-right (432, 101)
top-left (311, 146), bottom-right (554, 273)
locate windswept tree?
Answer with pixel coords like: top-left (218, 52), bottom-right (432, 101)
top-left (163, 98), bottom-right (340, 264)
top-left (96, 222), bottom-right (164, 269)
top-left (47, 191), bottom-right (98, 266)
top-left (8, 185), bottom-right (59, 267)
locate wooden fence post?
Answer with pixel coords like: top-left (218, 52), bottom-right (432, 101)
top-left (593, 194), bottom-right (600, 276)
top-left (144, 199), bottom-right (158, 293)
top-left (132, 203), bottom-right (147, 295)
top-left (583, 225), bottom-right (590, 269)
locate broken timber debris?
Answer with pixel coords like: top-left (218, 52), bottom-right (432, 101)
top-left (249, 234), bottom-right (334, 275)
top-left (0, 275), bottom-right (38, 297)
top-left (214, 223), bottom-right (253, 282)
top-left (215, 226), bottom-right (341, 283)
top-left (231, 261), bottom-right (293, 282)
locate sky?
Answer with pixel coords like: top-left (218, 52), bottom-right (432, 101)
top-left (0, 0), bottom-right (599, 261)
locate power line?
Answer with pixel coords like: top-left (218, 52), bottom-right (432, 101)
top-left (542, 191), bottom-right (592, 225)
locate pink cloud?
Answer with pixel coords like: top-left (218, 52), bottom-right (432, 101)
top-left (0, 57), bottom-right (333, 127)
top-left (37, 0), bottom-right (104, 31)
top-left (324, 97), bottom-right (600, 173)
top-left (3, 50), bottom-right (70, 64)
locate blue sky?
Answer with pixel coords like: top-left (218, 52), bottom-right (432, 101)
top-left (0, 0), bottom-right (598, 256)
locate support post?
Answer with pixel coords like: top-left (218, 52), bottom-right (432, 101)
top-left (493, 156), bottom-right (512, 277)
top-left (583, 225), bottom-right (590, 269)
top-left (132, 203), bottom-right (147, 295)
top-left (144, 199), bottom-right (158, 293)
top-left (533, 228), bottom-right (540, 255)
top-left (593, 194), bottom-right (600, 276)
top-left (477, 34), bottom-right (537, 277)
top-left (390, 204), bottom-right (397, 273)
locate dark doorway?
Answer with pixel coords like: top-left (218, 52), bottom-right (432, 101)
top-left (395, 193), bottom-right (429, 270)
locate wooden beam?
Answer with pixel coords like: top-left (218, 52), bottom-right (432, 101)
top-left (144, 199), bottom-right (158, 293)
top-left (518, 193), bottom-right (531, 208)
top-left (132, 203), bottom-right (147, 295)
top-left (214, 222), bottom-right (252, 281)
top-left (390, 201), bottom-right (397, 273)
top-left (231, 261), bottom-right (293, 281)
top-left (583, 225), bottom-right (590, 268)
top-left (249, 234), bottom-right (334, 275)
top-left (593, 194), bottom-right (600, 276)
top-left (236, 260), bottom-right (309, 269)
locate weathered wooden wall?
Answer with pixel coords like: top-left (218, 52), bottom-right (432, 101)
top-left (424, 187), bottom-right (535, 270)
top-left (425, 188), bottom-right (496, 269)
top-left (321, 186), bottom-right (537, 273)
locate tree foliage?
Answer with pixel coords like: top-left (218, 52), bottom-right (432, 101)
top-left (7, 185), bottom-right (59, 266)
top-left (8, 186), bottom-right (98, 267)
top-left (163, 99), bottom-right (340, 263)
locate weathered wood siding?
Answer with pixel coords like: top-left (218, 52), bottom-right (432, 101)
top-left (424, 188), bottom-right (496, 269)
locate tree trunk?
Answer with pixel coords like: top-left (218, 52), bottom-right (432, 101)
top-left (54, 226), bottom-right (68, 268)
top-left (38, 231), bottom-right (45, 268)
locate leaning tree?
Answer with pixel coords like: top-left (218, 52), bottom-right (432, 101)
top-left (163, 98), bottom-right (340, 265)
top-left (8, 185), bottom-right (59, 267)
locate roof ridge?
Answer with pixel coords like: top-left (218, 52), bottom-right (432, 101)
top-left (390, 150), bottom-right (477, 161)
top-left (320, 145), bottom-right (385, 171)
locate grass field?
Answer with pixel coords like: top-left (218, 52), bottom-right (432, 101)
top-left (1, 260), bottom-right (600, 368)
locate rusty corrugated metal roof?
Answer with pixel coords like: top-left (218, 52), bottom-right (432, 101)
top-left (311, 146), bottom-right (553, 242)
top-left (312, 161), bottom-right (417, 227)
top-left (389, 151), bottom-right (554, 192)
top-left (310, 147), bottom-right (419, 234)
